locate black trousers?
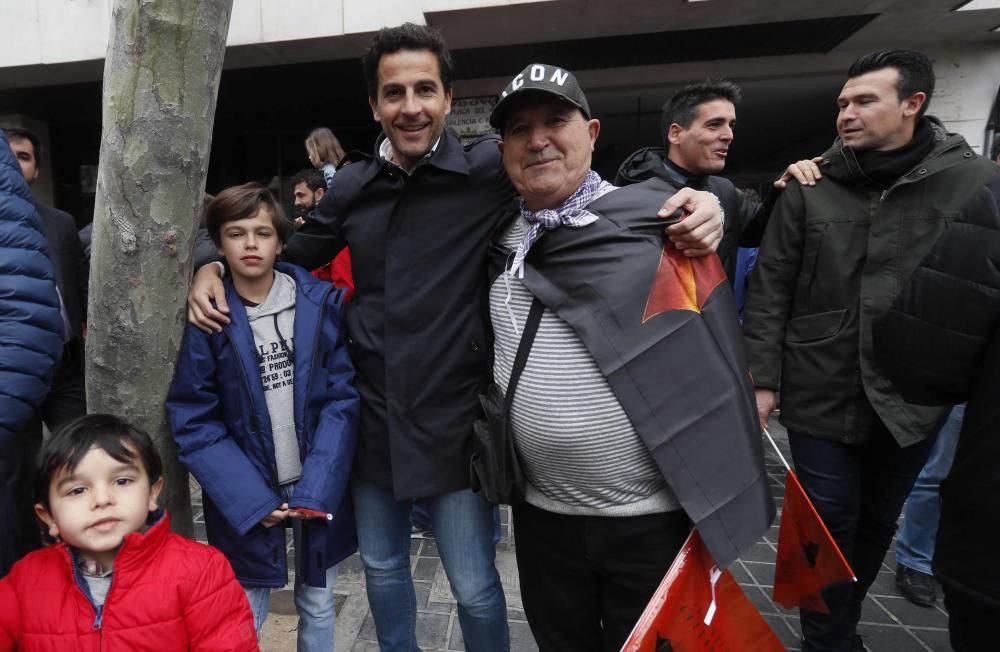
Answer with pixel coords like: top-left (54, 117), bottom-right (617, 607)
top-left (513, 502), bottom-right (689, 652)
top-left (789, 419), bottom-right (937, 652)
top-left (944, 590), bottom-right (996, 652)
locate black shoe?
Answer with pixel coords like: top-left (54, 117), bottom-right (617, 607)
top-left (895, 564), bottom-right (937, 607)
top-left (852, 635), bottom-right (870, 652)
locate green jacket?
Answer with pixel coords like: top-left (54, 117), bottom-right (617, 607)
top-left (744, 118), bottom-right (999, 446)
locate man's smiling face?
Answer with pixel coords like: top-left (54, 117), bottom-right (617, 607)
top-left (668, 99), bottom-right (736, 175)
top-left (369, 49), bottom-right (453, 171)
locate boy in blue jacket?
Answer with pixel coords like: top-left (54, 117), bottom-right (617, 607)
top-left (166, 183), bottom-right (359, 651)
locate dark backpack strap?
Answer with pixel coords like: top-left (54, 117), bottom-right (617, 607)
top-left (504, 297), bottom-right (544, 412)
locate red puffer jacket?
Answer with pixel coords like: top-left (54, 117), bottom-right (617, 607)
top-left (0, 511), bottom-right (259, 651)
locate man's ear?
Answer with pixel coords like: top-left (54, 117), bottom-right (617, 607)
top-left (315, 187), bottom-right (326, 201)
top-left (903, 92), bottom-right (927, 119)
top-left (667, 123), bottom-right (684, 146)
top-left (369, 96), bottom-right (380, 123)
top-left (34, 503), bottom-right (60, 540)
top-left (443, 88), bottom-right (453, 117)
top-left (497, 139), bottom-right (505, 157)
top-left (588, 119), bottom-right (601, 150)
top-left (148, 477), bottom-right (164, 512)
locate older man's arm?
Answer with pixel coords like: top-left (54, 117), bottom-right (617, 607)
top-left (657, 188), bottom-right (724, 257)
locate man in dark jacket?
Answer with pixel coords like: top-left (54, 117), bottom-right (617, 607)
top-left (0, 130), bottom-right (63, 576)
top-left (615, 80), bottom-right (820, 282)
top-left (187, 25), bottom-right (725, 651)
top-left (743, 49), bottom-right (1000, 652)
top-left (873, 177), bottom-right (1000, 651)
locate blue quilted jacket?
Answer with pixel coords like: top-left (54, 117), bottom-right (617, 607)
top-left (166, 263), bottom-right (359, 588)
top-left (0, 130), bottom-right (63, 446)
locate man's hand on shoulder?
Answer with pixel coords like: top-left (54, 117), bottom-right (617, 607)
top-left (659, 188), bottom-right (724, 257)
top-left (774, 157), bottom-right (824, 189)
top-left (187, 263), bottom-right (230, 334)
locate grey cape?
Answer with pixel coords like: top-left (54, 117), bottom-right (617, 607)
top-left (489, 177), bottom-right (775, 568)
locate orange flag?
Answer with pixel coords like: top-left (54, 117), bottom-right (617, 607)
top-left (772, 470), bottom-right (856, 613)
top-left (642, 246), bottom-right (726, 322)
top-left (621, 530), bottom-right (784, 652)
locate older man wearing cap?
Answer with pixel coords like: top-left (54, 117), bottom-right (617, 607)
top-left (487, 64), bottom-right (774, 651)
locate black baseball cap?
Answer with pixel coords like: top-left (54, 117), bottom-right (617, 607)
top-left (489, 63), bottom-right (590, 132)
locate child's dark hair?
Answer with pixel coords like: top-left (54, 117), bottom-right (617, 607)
top-left (35, 414), bottom-right (163, 508)
top-left (205, 182), bottom-right (294, 247)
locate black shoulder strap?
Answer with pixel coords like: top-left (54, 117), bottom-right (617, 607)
top-left (504, 297), bottom-right (544, 412)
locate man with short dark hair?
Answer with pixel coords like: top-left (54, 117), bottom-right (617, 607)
top-left (744, 49), bottom-right (1000, 652)
top-left (188, 23), bottom-right (726, 651)
top-left (290, 168), bottom-right (326, 223)
top-left (488, 63), bottom-right (773, 651)
top-left (616, 80), bottom-right (819, 282)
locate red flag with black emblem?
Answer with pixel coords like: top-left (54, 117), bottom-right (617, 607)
top-left (772, 470), bottom-right (856, 612)
top-left (621, 530), bottom-right (784, 652)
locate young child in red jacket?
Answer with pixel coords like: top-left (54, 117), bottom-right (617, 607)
top-left (0, 414), bottom-right (259, 651)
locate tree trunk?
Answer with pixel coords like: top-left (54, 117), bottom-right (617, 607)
top-left (88, 0), bottom-right (234, 536)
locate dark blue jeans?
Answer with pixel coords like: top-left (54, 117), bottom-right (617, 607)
top-left (789, 420), bottom-right (937, 652)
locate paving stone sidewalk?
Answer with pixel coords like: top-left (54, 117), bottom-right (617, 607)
top-left (191, 418), bottom-right (951, 651)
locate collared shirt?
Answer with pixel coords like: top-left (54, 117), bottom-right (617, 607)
top-left (377, 136), bottom-right (442, 171)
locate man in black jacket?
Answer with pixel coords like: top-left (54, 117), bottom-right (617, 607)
top-left (616, 81), bottom-right (820, 282)
top-left (187, 24), bottom-right (727, 651)
top-left (743, 49), bottom-right (1000, 652)
top-left (873, 177), bottom-right (1000, 651)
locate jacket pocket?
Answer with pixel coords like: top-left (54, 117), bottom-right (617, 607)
top-left (795, 223), bottom-right (828, 310)
top-left (786, 308), bottom-right (847, 343)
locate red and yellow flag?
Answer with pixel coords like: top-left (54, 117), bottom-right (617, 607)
top-left (772, 470), bottom-right (856, 613)
top-left (621, 530), bottom-right (784, 652)
top-left (643, 246), bottom-right (726, 322)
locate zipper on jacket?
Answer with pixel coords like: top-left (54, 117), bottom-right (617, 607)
top-left (302, 284), bottom-right (336, 409)
top-left (297, 285), bottom-right (338, 521)
top-left (65, 545), bottom-right (116, 631)
top-left (223, 329), bottom-right (281, 489)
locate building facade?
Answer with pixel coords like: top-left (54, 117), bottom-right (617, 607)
top-left (1, 0), bottom-right (997, 225)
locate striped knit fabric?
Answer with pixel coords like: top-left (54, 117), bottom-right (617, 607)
top-left (490, 207), bottom-right (681, 517)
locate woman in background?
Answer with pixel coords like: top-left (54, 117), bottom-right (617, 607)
top-left (305, 128), bottom-right (345, 189)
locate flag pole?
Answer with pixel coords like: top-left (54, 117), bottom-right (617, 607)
top-left (763, 427), bottom-right (792, 472)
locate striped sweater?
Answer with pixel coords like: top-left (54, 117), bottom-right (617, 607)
top-left (489, 211), bottom-right (681, 516)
